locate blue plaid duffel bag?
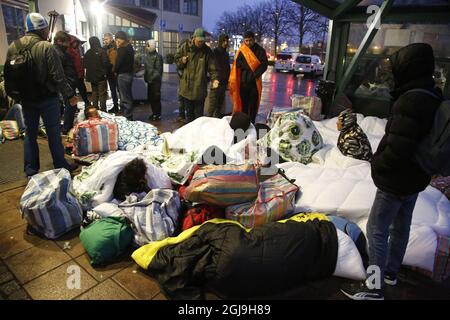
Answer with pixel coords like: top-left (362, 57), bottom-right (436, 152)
top-left (19, 169), bottom-right (83, 239)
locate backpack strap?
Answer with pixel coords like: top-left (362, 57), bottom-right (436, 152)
top-left (405, 88), bottom-right (442, 101)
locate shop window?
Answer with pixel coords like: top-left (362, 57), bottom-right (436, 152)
top-left (141, 0), bottom-right (159, 8)
top-left (164, 0), bottom-right (180, 13)
top-left (163, 30), bottom-right (179, 54)
top-left (108, 13), bottom-right (115, 26)
top-left (2, 4), bottom-right (26, 44)
top-left (115, 16), bottom-right (121, 26)
top-left (122, 18), bottom-right (131, 27)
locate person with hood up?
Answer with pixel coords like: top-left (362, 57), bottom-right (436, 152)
top-left (84, 36), bottom-right (111, 111)
top-left (341, 43), bottom-right (443, 300)
top-left (336, 108), bottom-right (373, 161)
top-left (144, 39), bottom-right (163, 121)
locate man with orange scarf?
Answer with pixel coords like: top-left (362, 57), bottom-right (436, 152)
top-left (230, 31), bottom-right (268, 123)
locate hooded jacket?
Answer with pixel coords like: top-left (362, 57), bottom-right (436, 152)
top-left (371, 43), bottom-right (443, 196)
top-left (84, 37), bottom-right (110, 83)
top-left (67, 35), bottom-right (84, 79)
top-left (175, 40), bottom-right (219, 101)
top-left (53, 43), bottom-right (78, 89)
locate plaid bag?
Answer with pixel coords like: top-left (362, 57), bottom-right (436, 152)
top-left (185, 163), bottom-right (259, 207)
top-left (0, 120), bottom-right (19, 140)
top-left (433, 234), bottom-right (450, 282)
top-left (291, 95), bottom-right (322, 121)
top-left (19, 169), bottom-right (83, 239)
top-left (225, 171), bottom-right (299, 228)
top-left (119, 189), bottom-right (181, 246)
top-left (73, 119), bottom-right (119, 156)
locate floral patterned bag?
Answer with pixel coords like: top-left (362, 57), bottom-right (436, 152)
top-left (258, 111), bottom-right (324, 165)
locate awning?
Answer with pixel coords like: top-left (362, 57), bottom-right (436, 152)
top-left (105, 4), bottom-right (157, 29)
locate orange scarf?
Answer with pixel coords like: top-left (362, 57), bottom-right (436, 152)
top-left (229, 44), bottom-right (263, 114)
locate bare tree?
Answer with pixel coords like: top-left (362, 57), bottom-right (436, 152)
top-left (286, 2), bottom-right (324, 53)
top-left (264, 0), bottom-right (292, 56)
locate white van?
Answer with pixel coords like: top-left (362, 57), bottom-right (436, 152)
top-left (293, 55), bottom-right (324, 77)
top-left (274, 52), bottom-right (299, 73)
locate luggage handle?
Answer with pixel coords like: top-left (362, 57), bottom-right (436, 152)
top-left (277, 168), bottom-right (298, 188)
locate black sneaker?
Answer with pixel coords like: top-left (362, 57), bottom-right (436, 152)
top-left (384, 274), bottom-right (398, 286)
top-left (341, 282), bottom-right (384, 300)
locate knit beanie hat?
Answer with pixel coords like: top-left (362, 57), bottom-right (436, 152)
top-left (25, 13), bottom-right (48, 32)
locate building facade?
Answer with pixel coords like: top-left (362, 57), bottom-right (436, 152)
top-left (0, 0), bottom-right (203, 67)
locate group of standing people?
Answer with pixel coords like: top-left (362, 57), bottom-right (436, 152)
top-left (175, 28), bottom-right (269, 124)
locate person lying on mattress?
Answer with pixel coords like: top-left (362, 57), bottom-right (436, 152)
top-left (336, 109), bottom-right (373, 161)
top-left (113, 158), bottom-right (150, 201)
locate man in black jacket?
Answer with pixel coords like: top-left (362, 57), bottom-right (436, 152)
top-left (84, 36), bottom-right (110, 111)
top-left (342, 43), bottom-right (443, 300)
top-left (235, 31), bottom-right (268, 123)
top-left (207, 34), bottom-right (230, 118)
top-left (114, 31), bottom-right (135, 120)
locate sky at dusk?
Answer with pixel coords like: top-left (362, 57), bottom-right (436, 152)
top-left (203, 0), bottom-right (265, 33)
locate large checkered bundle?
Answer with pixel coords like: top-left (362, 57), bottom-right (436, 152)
top-left (73, 119), bottom-right (118, 156)
top-left (184, 164), bottom-right (259, 207)
top-left (19, 169), bottom-right (83, 239)
top-left (119, 189), bottom-right (181, 246)
top-left (225, 173), bottom-right (299, 228)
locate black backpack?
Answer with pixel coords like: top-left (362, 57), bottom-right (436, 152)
top-left (407, 89), bottom-right (450, 177)
top-left (4, 38), bottom-right (41, 102)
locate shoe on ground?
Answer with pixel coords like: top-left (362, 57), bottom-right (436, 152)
top-left (384, 274), bottom-right (397, 286)
top-left (149, 115), bottom-right (161, 121)
top-left (341, 281), bottom-right (384, 300)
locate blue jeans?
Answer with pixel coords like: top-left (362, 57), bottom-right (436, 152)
top-left (367, 189), bottom-right (419, 282)
top-left (4, 104), bottom-right (26, 132)
top-left (22, 97), bottom-right (71, 176)
top-left (62, 97), bottom-right (77, 134)
top-left (117, 73), bottom-right (134, 120)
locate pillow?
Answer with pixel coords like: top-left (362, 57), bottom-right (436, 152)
top-left (333, 229), bottom-right (366, 280)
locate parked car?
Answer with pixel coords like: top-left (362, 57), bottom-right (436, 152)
top-left (274, 52), bottom-right (299, 73)
top-left (293, 55), bottom-right (324, 77)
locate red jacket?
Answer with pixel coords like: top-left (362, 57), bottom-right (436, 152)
top-left (67, 36), bottom-right (84, 79)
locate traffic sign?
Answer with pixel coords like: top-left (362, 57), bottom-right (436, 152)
top-left (178, 23), bottom-right (184, 32)
top-left (160, 19), bottom-right (166, 31)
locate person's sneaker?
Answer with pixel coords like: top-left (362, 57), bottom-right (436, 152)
top-left (384, 274), bottom-right (398, 286)
top-left (149, 115), bottom-right (161, 122)
top-left (341, 282), bottom-right (384, 300)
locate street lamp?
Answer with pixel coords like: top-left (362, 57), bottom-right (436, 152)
top-left (90, 0), bottom-right (105, 37)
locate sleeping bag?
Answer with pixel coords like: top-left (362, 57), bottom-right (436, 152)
top-left (132, 213), bottom-right (338, 300)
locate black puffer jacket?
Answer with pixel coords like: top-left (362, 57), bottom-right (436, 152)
top-left (371, 43), bottom-right (443, 196)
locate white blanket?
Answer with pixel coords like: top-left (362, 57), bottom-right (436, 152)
top-left (73, 151), bottom-right (172, 209)
top-left (161, 116), bottom-right (258, 164)
top-left (278, 114), bottom-right (450, 272)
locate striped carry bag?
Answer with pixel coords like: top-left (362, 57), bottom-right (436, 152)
top-left (225, 169), bottom-right (299, 228)
top-left (184, 163), bottom-right (259, 207)
top-left (73, 119), bottom-right (118, 156)
top-left (19, 169), bottom-right (83, 239)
